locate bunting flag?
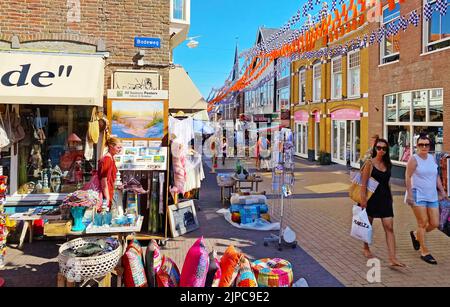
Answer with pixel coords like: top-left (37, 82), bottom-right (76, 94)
top-left (436, 0), bottom-right (448, 16)
top-left (423, 2), bottom-right (433, 21)
top-left (398, 16), bottom-right (408, 31)
top-left (409, 10), bottom-right (420, 26)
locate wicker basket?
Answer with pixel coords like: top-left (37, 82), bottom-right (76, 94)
top-left (58, 237), bottom-right (122, 282)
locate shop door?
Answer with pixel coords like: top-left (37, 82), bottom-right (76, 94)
top-left (296, 123), bottom-right (308, 158)
top-left (332, 120), bottom-right (360, 167)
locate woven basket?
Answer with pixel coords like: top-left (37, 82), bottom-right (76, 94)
top-left (58, 237), bottom-right (122, 282)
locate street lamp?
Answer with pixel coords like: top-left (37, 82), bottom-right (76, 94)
top-left (186, 36), bottom-right (200, 48)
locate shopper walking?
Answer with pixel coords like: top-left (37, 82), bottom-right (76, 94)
top-left (405, 134), bottom-right (447, 265)
top-left (222, 137), bottom-right (227, 166)
top-left (360, 138), bottom-right (405, 267)
top-left (98, 137), bottom-right (122, 208)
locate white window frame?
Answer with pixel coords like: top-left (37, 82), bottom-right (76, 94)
top-left (423, 0), bottom-right (450, 53)
top-left (170, 0), bottom-right (190, 23)
top-left (299, 68), bottom-right (306, 105)
top-left (347, 50), bottom-right (361, 99)
top-left (384, 88), bottom-right (444, 166)
top-left (380, 2), bottom-right (401, 64)
top-left (313, 62), bottom-right (322, 103)
top-left (331, 56), bottom-right (343, 100)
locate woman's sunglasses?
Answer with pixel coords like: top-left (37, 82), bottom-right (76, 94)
top-left (376, 146), bottom-right (388, 152)
top-left (417, 143), bottom-right (430, 148)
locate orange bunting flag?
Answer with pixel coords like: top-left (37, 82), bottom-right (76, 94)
top-left (388, 0), bottom-right (396, 10)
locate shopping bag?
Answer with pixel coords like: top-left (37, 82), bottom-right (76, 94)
top-left (88, 107), bottom-right (100, 144)
top-left (350, 205), bottom-right (373, 244)
top-left (349, 160), bottom-right (379, 204)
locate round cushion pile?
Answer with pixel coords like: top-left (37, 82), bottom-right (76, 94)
top-left (251, 258), bottom-right (293, 287)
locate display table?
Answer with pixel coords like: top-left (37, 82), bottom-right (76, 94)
top-left (232, 175), bottom-right (263, 192)
top-left (9, 213), bottom-right (62, 249)
top-left (217, 174), bottom-right (236, 206)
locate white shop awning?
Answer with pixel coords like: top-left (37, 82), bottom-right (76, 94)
top-left (0, 51), bottom-right (105, 107)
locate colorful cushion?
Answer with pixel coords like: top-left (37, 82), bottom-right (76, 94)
top-left (205, 250), bottom-right (222, 287)
top-left (128, 239), bottom-right (144, 256)
top-left (180, 237), bottom-right (210, 287)
top-left (144, 239), bottom-right (162, 287)
top-left (251, 258), bottom-right (293, 287)
top-left (236, 257), bottom-right (258, 287)
top-left (122, 245), bottom-right (147, 287)
top-left (219, 245), bottom-right (242, 287)
top-left (156, 256), bottom-right (181, 287)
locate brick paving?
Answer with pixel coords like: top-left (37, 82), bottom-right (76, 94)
top-left (1, 156), bottom-right (449, 287)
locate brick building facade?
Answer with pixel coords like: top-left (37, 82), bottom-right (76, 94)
top-left (368, 0), bottom-right (450, 177)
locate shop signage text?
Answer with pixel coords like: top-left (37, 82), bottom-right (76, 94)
top-left (331, 109), bottom-right (361, 120)
top-left (134, 37), bottom-right (161, 48)
top-left (253, 114), bottom-right (268, 122)
top-left (107, 89), bottom-right (168, 100)
top-left (0, 64), bottom-right (73, 88)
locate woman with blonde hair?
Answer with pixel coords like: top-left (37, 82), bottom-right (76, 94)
top-left (98, 137), bottom-right (122, 208)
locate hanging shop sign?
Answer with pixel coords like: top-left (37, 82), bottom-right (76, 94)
top-left (134, 37), bottom-right (161, 48)
top-left (253, 114), bottom-right (268, 122)
top-left (294, 110), bottom-right (309, 122)
top-left (114, 147), bottom-right (168, 171)
top-left (331, 109), bottom-right (361, 120)
top-left (112, 70), bottom-right (161, 90)
top-left (107, 89), bottom-right (168, 100)
top-left (0, 52), bottom-right (104, 106)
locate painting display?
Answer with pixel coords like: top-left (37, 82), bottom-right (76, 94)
top-left (110, 100), bottom-right (165, 139)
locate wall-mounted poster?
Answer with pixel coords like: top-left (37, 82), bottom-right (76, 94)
top-left (115, 147), bottom-right (168, 171)
top-left (110, 100), bottom-right (165, 139)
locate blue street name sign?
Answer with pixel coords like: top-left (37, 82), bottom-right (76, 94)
top-left (134, 37), bottom-right (161, 48)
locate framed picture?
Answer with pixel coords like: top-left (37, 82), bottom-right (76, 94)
top-left (168, 200), bottom-right (199, 238)
top-left (108, 99), bottom-right (167, 140)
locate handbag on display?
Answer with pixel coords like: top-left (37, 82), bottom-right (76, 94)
top-left (88, 107), bottom-right (100, 144)
top-left (349, 160), bottom-right (379, 204)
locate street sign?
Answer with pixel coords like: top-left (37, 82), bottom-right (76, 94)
top-left (134, 37), bottom-right (161, 48)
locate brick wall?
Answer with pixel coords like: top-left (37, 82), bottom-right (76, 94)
top-left (0, 0), bottom-right (171, 91)
top-left (368, 0), bottom-right (450, 151)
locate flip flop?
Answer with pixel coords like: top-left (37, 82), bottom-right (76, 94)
top-left (389, 262), bottom-right (407, 269)
top-left (420, 254), bottom-right (437, 265)
top-left (410, 231), bottom-right (420, 251)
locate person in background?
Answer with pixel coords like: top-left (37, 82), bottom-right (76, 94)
top-left (258, 134), bottom-right (271, 171)
top-left (222, 137), bottom-right (227, 166)
top-left (360, 134), bottom-right (380, 165)
top-left (98, 137), bottom-right (122, 209)
top-left (406, 134), bottom-right (447, 265)
top-left (360, 138), bottom-right (405, 268)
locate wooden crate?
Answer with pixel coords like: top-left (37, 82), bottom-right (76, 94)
top-left (44, 220), bottom-right (72, 237)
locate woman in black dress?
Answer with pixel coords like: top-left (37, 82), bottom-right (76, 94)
top-left (360, 138), bottom-right (405, 267)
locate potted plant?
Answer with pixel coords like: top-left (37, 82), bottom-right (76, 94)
top-left (61, 190), bottom-right (100, 232)
top-left (318, 151), bottom-right (331, 165)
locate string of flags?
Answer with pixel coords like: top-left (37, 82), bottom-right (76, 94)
top-left (208, 0), bottom-right (449, 109)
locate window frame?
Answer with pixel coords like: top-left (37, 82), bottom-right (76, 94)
top-left (299, 68), bottom-right (306, 105)
top-left (347, 50), bottom-right (361, 99)
top-left (380, 2), bottom-right (401, 64)
top-left (383, 88), bottom-right (444, 166)
top-left (312, 62), bottom-right (322, 103)
top-left (423, 0), bottom-right (450, 53)
top-left (331, 56), bottom-right (343, 100)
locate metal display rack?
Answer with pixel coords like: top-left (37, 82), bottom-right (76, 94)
top-left (264, 128), bottom-right (297, 251)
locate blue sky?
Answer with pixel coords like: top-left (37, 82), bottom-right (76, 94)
top-left (173, 0), bottom-right (305, 99)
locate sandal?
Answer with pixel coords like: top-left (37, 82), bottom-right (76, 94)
top-left (420, 254), bottom-right (437, 265)
top-left (410, 231), bottom-right (420, 251)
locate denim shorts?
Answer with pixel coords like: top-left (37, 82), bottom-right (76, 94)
top-left (412, 189), bottom-right (439, 209)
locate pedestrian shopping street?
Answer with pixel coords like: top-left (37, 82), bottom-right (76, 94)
top-left (2, 157), bottom-right (449, 287)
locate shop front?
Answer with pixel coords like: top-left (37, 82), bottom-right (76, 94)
top-left (384, 88), bottom-right (444, 177)
top-left (331, 108), bottom-right (361, 168)
top-left (0, 51), bottom-right (105, 205)
top-left (294, 110), bottom-right (308, 159)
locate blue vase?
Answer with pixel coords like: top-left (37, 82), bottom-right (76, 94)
top-left (71, 207), bottom-right (87, 232)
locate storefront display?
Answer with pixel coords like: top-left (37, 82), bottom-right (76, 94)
top-left (385, 89), bottom-right (444, 164)
top-left (331, 109), bottom-right (361, 168)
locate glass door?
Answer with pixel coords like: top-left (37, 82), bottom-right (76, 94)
top-left (332, 120), bottom-right (348, 165)
top-left (349, 120), bottom-right (361, 168)
top-left (295, 123), bottom-right (308, 158)
top-left (314, 122), bottom-right (320, 161)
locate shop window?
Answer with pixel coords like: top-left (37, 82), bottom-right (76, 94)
top-left (277, 87), bottom-right (290, 112)
top-left (331, 57), bottom-right (343, 99)
top-left (347, 50), bottom-right (361, 98)
top-left (384, 88), bottom-right (444, 163)
top-left (17, 105), bottom-right (97, 195)
top-left (313, 62), bottom-right (321, 102)
top-left (424, 0), bottom-right (450, 52)
top-left (172, 0), bottom-right (186, 21)
top-left (299, 69), bottom-right (306, 104)
top-left (381, 3), bottom-right (401, 64)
